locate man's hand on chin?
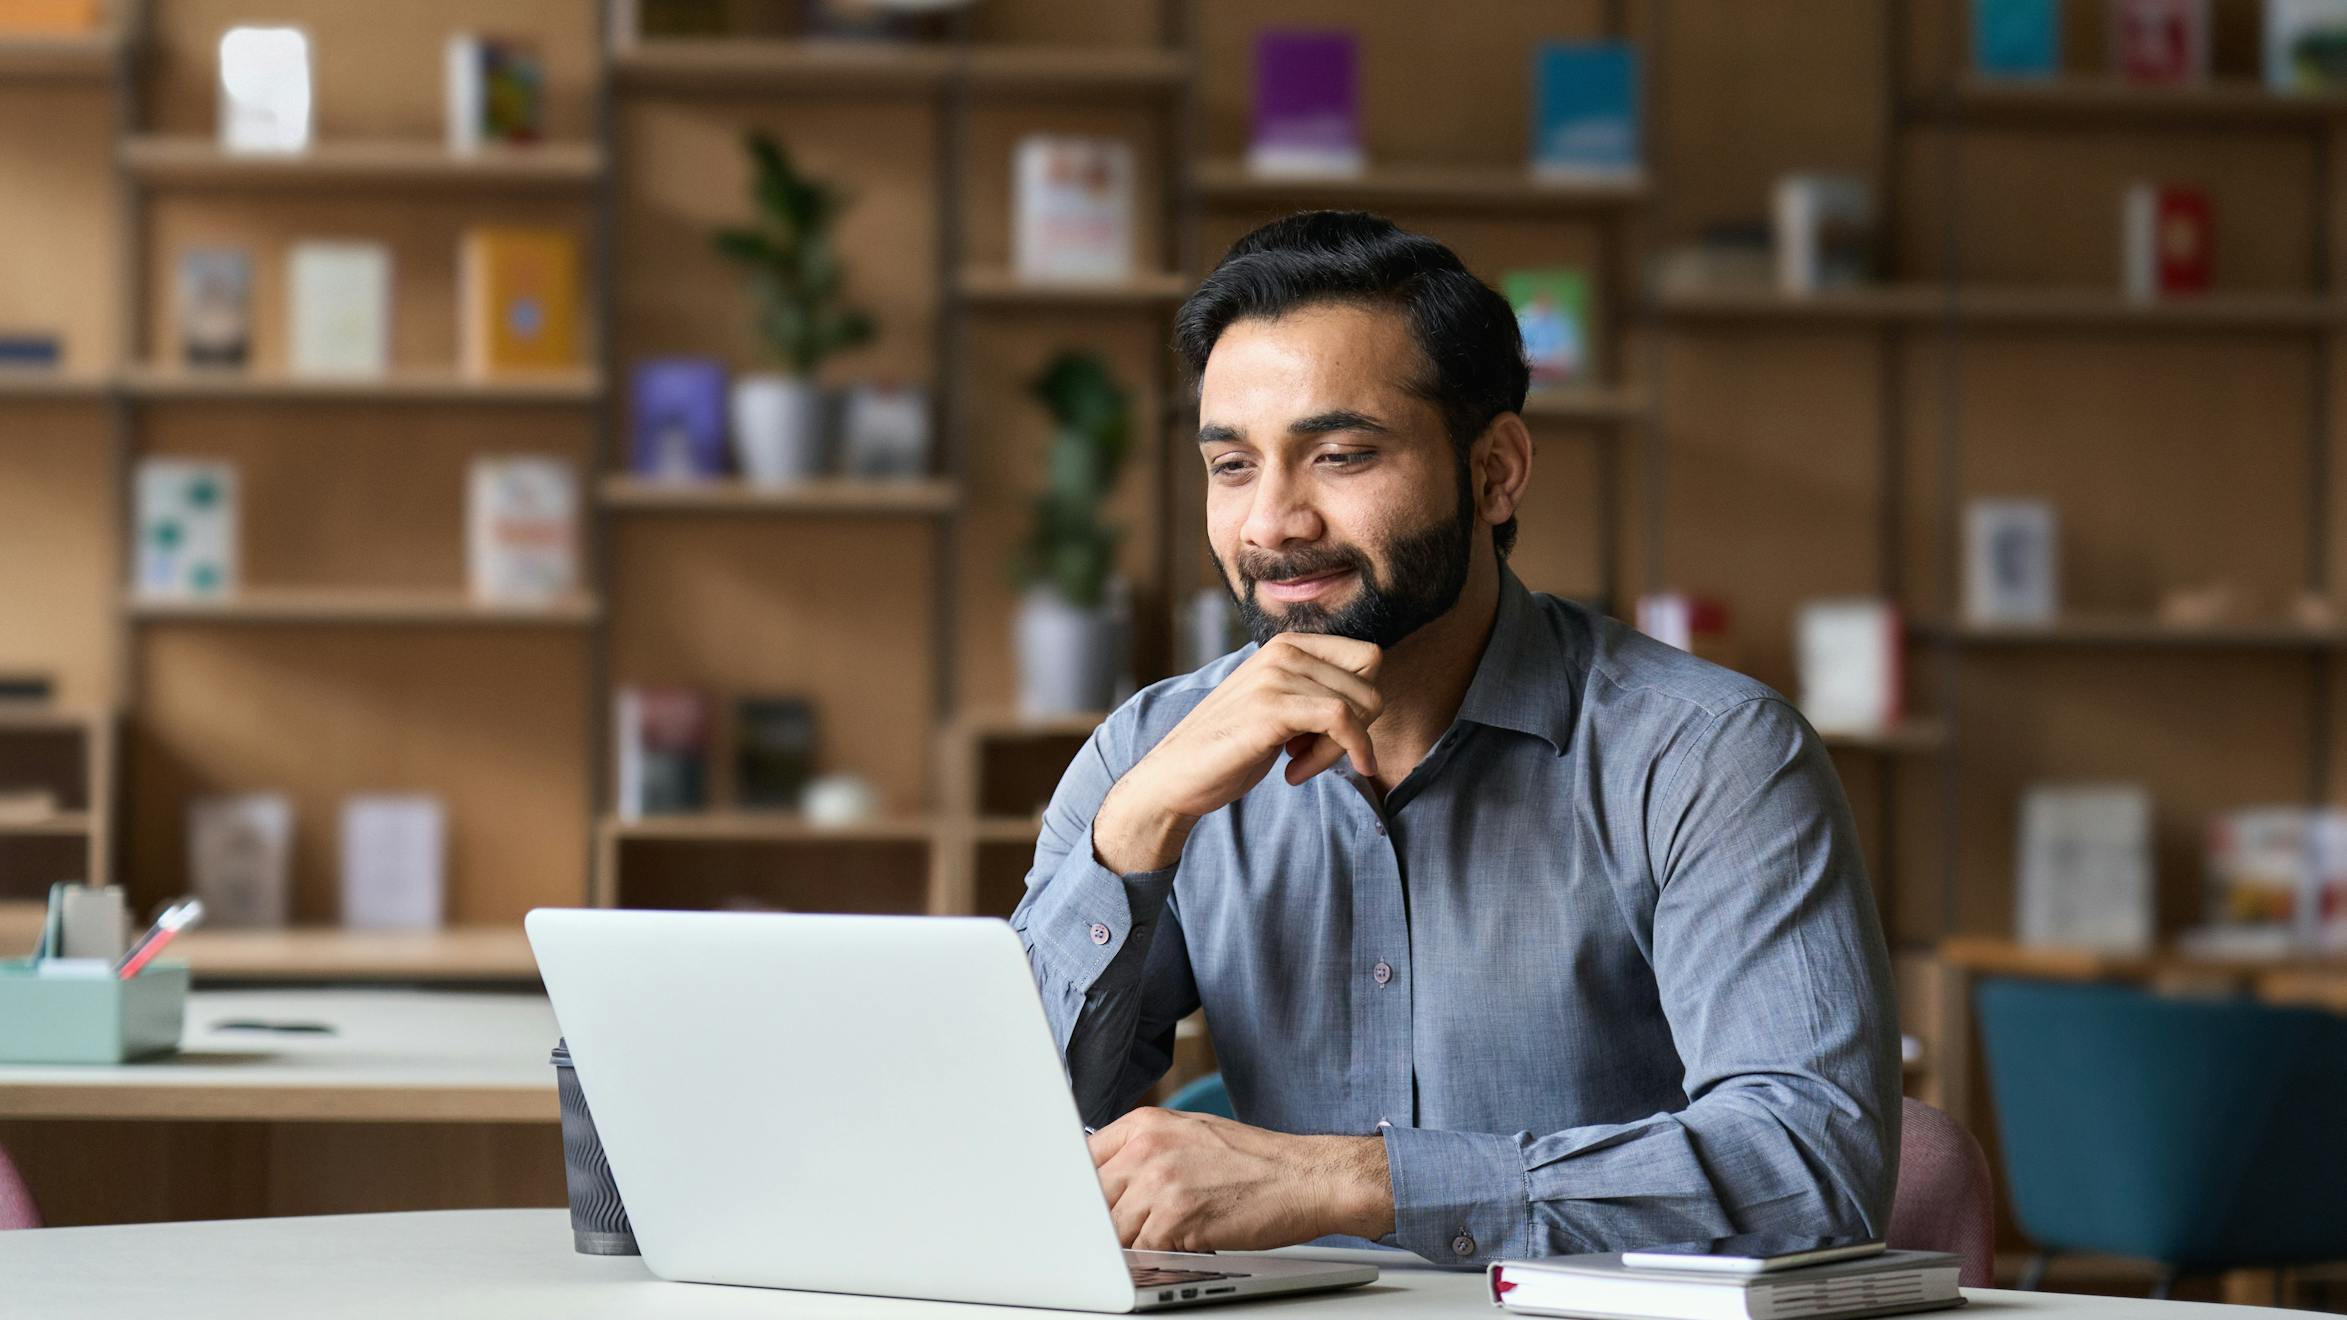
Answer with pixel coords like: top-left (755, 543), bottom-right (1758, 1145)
top-left (1086, 1107), bottom-right (1396, 1254)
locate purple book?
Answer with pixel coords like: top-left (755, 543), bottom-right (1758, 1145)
top-left (1250, 29), bottom-right (1363, 176)
top-left (629, 358), bottom-right (729, 479)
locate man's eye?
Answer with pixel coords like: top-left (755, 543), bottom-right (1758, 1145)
top-left (1210, 461), bottom-right (1250, 478)
top-left (1318, 452), bottom-right (1371, 467)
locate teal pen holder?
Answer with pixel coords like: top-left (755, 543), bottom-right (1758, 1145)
top-left (0, 959), bottom-right (190, 1064)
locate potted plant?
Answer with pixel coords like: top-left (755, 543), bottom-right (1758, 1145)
top-left (713, 133), bottom-right (874, 485)
top-left (1013, 352), bottom-right (1133, 717)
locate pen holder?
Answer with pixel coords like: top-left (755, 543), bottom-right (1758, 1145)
top-left (551, 1039), bottom-right (638, 1256)
top-left (0, 958), bottom-right (189, 1064)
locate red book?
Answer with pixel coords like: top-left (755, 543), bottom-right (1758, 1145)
top-left (2122, 183), bottom-right (2212, 299)
top-left (2110, 0), bottom-right (2209, 84)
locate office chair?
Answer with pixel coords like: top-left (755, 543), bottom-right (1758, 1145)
top-left (1976, 976), bottom-right (2347, 1298)
top-left (0, 1139), bottom-right (39, 1229)
top-left (1162, 1071), bottom-right (1234, 1119)
top-left (1890, 1097), bottom-right (1995, 1287)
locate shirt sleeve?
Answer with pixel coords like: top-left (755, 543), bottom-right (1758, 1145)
top-left (1009, 706), bottom-right (1202, 1129)
top-left (1380, 696), bottom-right (1902, 1264)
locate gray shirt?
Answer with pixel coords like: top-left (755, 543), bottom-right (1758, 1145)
top-left (1011, 563), bottom-right (1900, 1266)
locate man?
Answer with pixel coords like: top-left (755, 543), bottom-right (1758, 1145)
top-left (1010, 211), bottom-right (1899, 1267)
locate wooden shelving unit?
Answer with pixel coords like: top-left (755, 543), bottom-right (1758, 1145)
top-left (1191, 159), bottom-right (1645, 214)
top-left (120, 136), bottom-right (606, 189)
top-left (957, 267), bottom-right (1194, 308)
top-left (1916, 616), bottom-right (2347, 649)
top-left (608, 39), bottom-right (1189, 97)
top-left (119, 366), bottom-right (603, 404)
top-left (127, 590), bottom-right (602, 628)
top-left (1818, 721), bottom-right (1950, 754)
top-left (0, 31), bottom-right (120, 80)
top-left (0, 368), bottom-right (112, 398)
top-left (1934, 76), bottom-right (2347, 129)
top-left (600, 475), bottom-right (958, 515)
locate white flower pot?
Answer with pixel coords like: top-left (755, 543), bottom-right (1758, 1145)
top-left (1016, 585), bottom-right (1119, 718)
top-left (730, 374), bottom-right (826, 484)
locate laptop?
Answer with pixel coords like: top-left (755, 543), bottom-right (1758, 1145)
top-left (524, 908), bottom-right (1380, 1311)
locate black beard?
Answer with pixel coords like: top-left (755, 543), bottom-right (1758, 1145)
top-left (1209, 466), bottom-right (1475, 650)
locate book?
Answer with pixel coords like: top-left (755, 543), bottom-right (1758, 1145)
top-left (134, 458), bottom-right (237, 600)
top-left (0, 0), bottom-right (101, 33)
top-left (0, 334), bottom-right (61, 367)
top-left (1774, 173), bottom-right (1875, 295)
top-left (734, 696), bottom-right (817, 811)
top-left (2266, 0), bottom-right (2347, 90)
top-left (839, 382), bottom-right (931, 479)
top-left (2111, 0), bottom-right (2209, 83)
top-left (287, 240), bottom-right (391, 377)
top-left (1636, 593), bottom-right (1734, 667)
top-left (339, 794), bottom-right (446, 931)
top-left (2121, 183), bottom-right (2212, 300)
top-left (460, 226), bottom-right (581, 376)
top-left (1490, 1249), bottom-right (1964, 1320)
top-left (1973, 0), bottom-right (2060, 77)
top-left (217, 25), bottom-right (312, 153)
top-left (1012, 135), bottom-right (1137, 283)
top-left (1504, 268), bottom-right (1595, 389)
top-left (1796, 598), bottom-right (1905, 737)
top-left (630, 358), bottom-right (730, 479)
top-left (445, 33), bottom-right (544, 152)
top-left (615, 686), bottom-right (709, 820)
top-left (189, 793), bottom-right (293, 928)
top-left (2017, 783), bottom-right (2155, 951)
top-left (176, 247), bottom-right (251, 369)
top-left (1653, 222), bottom-right (1776, 294)
top-left (1530, 40), bottom-right (1642, 182)
top-left (1249, 30), bottom-right (1363, 177)
top-left (1962, 498), bottom-right (2058, 624)
top-left (466, 455), bottom-right (578, 605)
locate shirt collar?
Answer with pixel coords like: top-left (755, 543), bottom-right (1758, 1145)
top-left (1452, 560), bottom-right (1578, 756)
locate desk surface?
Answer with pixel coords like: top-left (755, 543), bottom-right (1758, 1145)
top-left (0, 989), bottom-right (557, 1122)
top-left (2, 1209), bottom-right (2327, 1320)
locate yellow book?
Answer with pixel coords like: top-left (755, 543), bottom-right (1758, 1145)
top-left (460, 226), bottom-right (580, 376)
top-left (0, 0), bottom-right (101, 34)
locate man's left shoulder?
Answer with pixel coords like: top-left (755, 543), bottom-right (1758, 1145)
top-left (1548, 595), bottom-right (1802, 737)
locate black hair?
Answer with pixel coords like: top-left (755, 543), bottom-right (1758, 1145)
top-left (1172, 210), bottom-right (1528, 559)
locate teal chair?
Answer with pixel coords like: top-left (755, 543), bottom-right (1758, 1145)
top-left (1164, 1072), bottom-right (1234, 1119)
top-left (1975, 976), bottom-right (2347, 1297)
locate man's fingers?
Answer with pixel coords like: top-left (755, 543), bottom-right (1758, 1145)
top-left (1271, 631), bottom-right (1383, 679)
top-left (1087, 1116), bottom-right (1137, 1167)
top-left (1274, 652), bottom-right (1385, 730)
top-left (1274, 693), bottom-right (1376, 782)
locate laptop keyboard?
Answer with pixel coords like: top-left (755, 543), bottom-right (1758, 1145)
top-left (1129, 1266), bottom-right (1248, 1287)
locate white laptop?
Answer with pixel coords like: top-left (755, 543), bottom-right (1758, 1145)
top-left (524, 908), bottom-right (1380, 1311)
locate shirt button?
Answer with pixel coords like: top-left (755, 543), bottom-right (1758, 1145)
top-left (1451, 1231), bottom-right (1477, 1258)
top-left (1372, 821), bottom-right (1387, 836)
top-left (1372, 961), bottom-right (1393, 985)
top-left (1088, 923), bottom-right (1111, 946)
top-left (1376, 1117), bottom-right (1392, 1130)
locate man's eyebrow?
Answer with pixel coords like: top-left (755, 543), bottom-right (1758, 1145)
top-left (1198, 422), bottom-right (1242, 445)
top-left (1290, 409), bottom-right (1390, 437)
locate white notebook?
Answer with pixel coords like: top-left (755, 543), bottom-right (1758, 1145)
top-left (1490, 1250), bottom-right (1963, 1320)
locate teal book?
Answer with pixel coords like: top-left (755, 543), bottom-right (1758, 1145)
top-left (1972, 0), bottom-right (2060, 77)
top-left (1530, 40), bottom-right (1640, 181)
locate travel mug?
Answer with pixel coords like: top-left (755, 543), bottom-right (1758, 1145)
top-left (551, 1038), bottom-right (638, 1255)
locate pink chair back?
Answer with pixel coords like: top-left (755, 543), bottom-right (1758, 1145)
top-left (1889, 1097), bottom-right (1993, 1288)
top-left (0, 1140), bottom-right (40, 1230)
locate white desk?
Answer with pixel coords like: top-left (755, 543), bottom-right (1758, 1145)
top-left (0, 1209), bottom-right (2330, 1319)
top-left (0, 991), bottom-right (563, 1225)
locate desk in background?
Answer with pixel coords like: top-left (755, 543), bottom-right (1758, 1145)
top-left (0, 989), bottom-right (562, 1225)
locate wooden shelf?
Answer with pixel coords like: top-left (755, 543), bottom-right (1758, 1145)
top-left (171, 926), bottom-right (542, 983)
top-left (129, 590), bottom-right (602, 628)
top-left (0, 810), bottom-right (89, 837)
top-left (601, 812), bottom-right (940, 845)
top-left (600, 475), bottom-right (958, 515)
top-left (610, 40), bottom-right (1188, 97)
top-left (958, 267), bottom-right (1193, 309)
top-left (120, 137), bottom-right (605, 189)
top-left (1916, 615), bottom-right (2347, 649)
top-left (974, 815), bottom-right (1044, 844)
top-left (952, 709), bottom-right (1107, 740)
top-left (1819, 721), bottom-right (1948, 754)
top-left (0, 32), bottom-right (120, 81)
top-left (1193, 159), bottom-right (1646, 214)
top-left (0, 367), bottom-right (110, 399)
top-left (0, 704), bottom-right (106, 733)
top-left (1521, 386), bottom-right (1648, 424)
top-left (122, 366), bottom-right (602, 405)
top-left (1655, 283), bottom-right (2342, 331)
top-left (1934, 76), bottom-right (2347, 129)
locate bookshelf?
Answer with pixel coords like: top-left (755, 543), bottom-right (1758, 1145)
top-left (118, 137), bottom-right (607, 189)
top-left (118, 366), bottom-right (605, 404)
top-left (598, 475), bottom-right (959, 515)
top-left (0, 30), bottom-right (120, 80)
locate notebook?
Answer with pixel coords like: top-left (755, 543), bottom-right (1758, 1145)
top-left (1489, 1248), bottom-right (1964, 1320)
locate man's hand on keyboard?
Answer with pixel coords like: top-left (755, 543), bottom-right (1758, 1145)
top-left (1086, 1106), bottom-right (1394, 1253)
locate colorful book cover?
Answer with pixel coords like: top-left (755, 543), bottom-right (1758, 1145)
top-left (1530, 40), bottom-right (1641, 181)
top-left (0, 334), bottom-right (61, 367)
top-left (615, 686), bottom-right (709, 819)
top-left (630, 358), bottom-right (730, 479)
top-left (2121, 182), bottom-right (2212, 299)
top-left (2110, 0), bottom-right (2208, 83)
top-left (1249, 29), bottom-right (1363, 176)
top-left (446, 33), bottom-right (545, 151)
top-left (177, 247), bottom-right (251, 369)
top-left (287, 240), bottom-right (391, 377)
top-left (460, 226), bottom-right (581, 376)
top-left (1013, 134), bottom-right (1136, 283)
top-left (466, 454), bottom-right (577, 604)
top-left (1502, 268), bottom-right (1593, 389)
top-left (0, 0), bottom-right (101, 33)
top-left (734, 696), bottom-right (817, 811)
top-left (134, 458), bottom-right (238, 600)
top-left (2265, 0), bottom-right (2347, 90)
top-left (1972, 0), bottom-right (2061, 78)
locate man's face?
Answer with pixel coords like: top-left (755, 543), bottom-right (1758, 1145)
top-left (1197, 302), bottom-right (1476, 650)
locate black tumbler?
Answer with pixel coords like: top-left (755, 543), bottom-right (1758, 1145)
top-left (551, 1038), bottom-right (639, 1255)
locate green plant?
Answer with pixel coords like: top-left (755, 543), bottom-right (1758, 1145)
top-left (712, 133), bottom-right (874, 375)
top-left (1015, 352), bottom-right (1132, 610)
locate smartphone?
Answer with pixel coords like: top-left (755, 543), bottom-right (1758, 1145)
top-left (1621, 1234), bottom-right (1885, 1274)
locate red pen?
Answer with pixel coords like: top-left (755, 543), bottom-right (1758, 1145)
top-left (115, 898), bottom-right (205, 980)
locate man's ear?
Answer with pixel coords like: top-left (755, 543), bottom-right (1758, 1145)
top-left (1472, 412), bottom-right (1534, 530)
